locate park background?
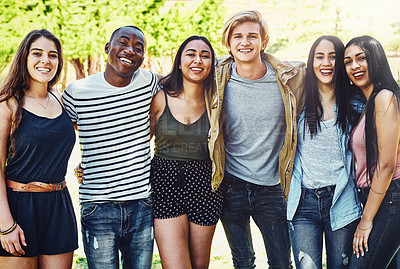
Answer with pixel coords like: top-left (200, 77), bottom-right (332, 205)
top-left (1, 0), bottom-right (400, 268)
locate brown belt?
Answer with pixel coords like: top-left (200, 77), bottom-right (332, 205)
top-left (6, 179), bottom-right (66, 192)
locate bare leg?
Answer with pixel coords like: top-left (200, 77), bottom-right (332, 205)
top-left (155, 215), bottom-right (191, 269)
top-left (189, 222), bottom-right (216, 269)
top-left (0, 256), bottom-right (38, 269)
top-left (39, 252), bottom-right (74, 269)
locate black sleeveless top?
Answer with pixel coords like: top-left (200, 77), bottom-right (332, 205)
top-left (154, 92), bottom-right (210, 161)
top-left (5, 92), bottom-right (76, 184)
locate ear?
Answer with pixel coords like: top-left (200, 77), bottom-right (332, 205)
top-left (105, 42), bottom-right (110, 54)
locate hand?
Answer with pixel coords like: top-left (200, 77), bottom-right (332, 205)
top-left (74, 163), bottom-right (84, 184)
top-left (353, 219), bottom-right (373, 258)
top-left (1, 224), bottom-right (26, 256)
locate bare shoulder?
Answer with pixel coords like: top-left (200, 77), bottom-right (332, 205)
top-left (0, 98), bottom-right (16, 120)
top-left (375, 89), bottom-right (399, 111)
top-left (50, 88), bottom-right (63, 102)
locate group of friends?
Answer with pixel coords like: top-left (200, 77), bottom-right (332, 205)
top-left (0, 9), bottom-right (399, 269)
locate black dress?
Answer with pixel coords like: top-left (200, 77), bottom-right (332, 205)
top-left (1, 94), bottom-right (78, 257)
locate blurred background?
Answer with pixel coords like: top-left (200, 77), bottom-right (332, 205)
top-left (1, 0), bottom-right (400, 87)
top-left (1, 0), bottom-right (399, 267)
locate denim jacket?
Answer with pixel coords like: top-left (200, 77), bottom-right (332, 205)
top-left (287, 109), bottom-right (362, 231)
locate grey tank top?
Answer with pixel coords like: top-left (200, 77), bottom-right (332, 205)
top-left (154, 92), bottom-right (210, 161)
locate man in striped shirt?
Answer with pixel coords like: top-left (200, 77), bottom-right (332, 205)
top-left (62, 26), bottom-right (159, 269)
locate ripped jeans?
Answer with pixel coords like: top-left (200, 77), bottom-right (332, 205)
top-left (80, 197), bottom-right (154, 269)
top-left (288, 186), bottom-right (357, 269)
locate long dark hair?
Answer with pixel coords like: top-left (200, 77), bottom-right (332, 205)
top-left (303, 35), bottom-right (346, 138)
top-left (0, 29), bottom-right (63, 154)
top-left (345, 35), bottom-right (400, 183)
top-left (160, 36), bottom-right (215, 96)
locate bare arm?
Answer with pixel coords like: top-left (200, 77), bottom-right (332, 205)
top-left (353, 90), bottom-right (400, 257)
top-left (149, 90), bottom-right (165, 139)
top-left (0, 100), bottom-right (26, 256)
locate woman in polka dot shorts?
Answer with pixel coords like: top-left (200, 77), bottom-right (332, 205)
top-left (150, 36), bottom-right (224, 269)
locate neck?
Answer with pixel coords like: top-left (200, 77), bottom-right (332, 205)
top-left (318, 83), bottom-right (335, 102)
top-left (181, 80), bottom-right (204, 101)
top-left (362, 83), bottom-right (374, 100)
top-left (27, 80), bottom-right (49, 97)
top-left (104, 65), bottom-right (134, 87)
top-left (235, 57), bottom-right (266, 80)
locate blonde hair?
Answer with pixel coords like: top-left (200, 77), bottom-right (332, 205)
top-left (221, 10), bottom-right (269, 51)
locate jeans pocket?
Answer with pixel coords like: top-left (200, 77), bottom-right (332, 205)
top-left (139, 196), bottom-right (153, 209)
top-left (80, 203), bottom-right (98, 219)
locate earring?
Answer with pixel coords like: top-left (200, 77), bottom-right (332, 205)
top-left (178, 65), bottom-right (181, 69)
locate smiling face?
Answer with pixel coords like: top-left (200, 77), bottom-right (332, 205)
top-left (26, 37), bottom-right (59, 87)
top-left (180, 39), bottom-right (212, 85)
top-left (344, 44), bottom-right (372, 91)
top-left (229, 21), bottom-right (265, 65)
top-left (313, 39), bottom-right (336, 88)
top-left (104, 27), bottom-right (145, 85)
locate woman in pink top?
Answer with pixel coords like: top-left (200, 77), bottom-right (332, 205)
top-left (344, 36), bottom-right (400, 268)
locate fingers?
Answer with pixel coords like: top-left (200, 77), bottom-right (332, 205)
top-left (353, 234), bottom-right (360, 258)
top-left (74, 164), bottom-right (84, 184)
top-left (1, 226), bottom-right (26, 256)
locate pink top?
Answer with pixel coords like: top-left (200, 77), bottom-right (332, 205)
top-left (351, 114), bottom-right (400, 187)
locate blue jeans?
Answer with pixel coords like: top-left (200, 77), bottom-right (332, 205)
top-left (220, 173), bottom-right (292, 269)
top-left (289, 186), bottom-right (357, 269)
top-left (80, 197), bottom-right (154, 269)
top-left (350, 179), bottom-right (400, 269)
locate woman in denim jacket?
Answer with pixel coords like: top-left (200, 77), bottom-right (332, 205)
top-left (287, 36), bottom-right (362, 269)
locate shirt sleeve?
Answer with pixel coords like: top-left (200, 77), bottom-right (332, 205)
top-left (62, 84), bottom-right (78, 123)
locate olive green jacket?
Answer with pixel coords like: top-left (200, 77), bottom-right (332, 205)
top-left (207, 52), bottom-right (305, 197)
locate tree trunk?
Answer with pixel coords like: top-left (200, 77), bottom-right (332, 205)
top-left (61, 62), bottom-right (68, 91)
top-left (88, 55), bottom-right (100, 76)
top-left (70, 58), bottom-right (86, 80)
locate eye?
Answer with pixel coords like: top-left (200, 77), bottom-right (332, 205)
top-left (119, 41), bottom-right (126, 46)
top-left (330, 55), bottom-right (336, 60)
top-left (202, 54), bottom-right (210, 59)
top-left (315, 56), bottom-right (323, 60)
top-left (344, 60), bottom-right (351, 66)
top-left (32, 52), bottom-right (41, 56)
top-left (134, 47), bottom-right (143, 53)
top-left (49, 53), bottom-right (58, 58)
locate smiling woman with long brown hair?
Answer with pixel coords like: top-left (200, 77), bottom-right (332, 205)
top-left (0, 29), bottom-right (78, 269)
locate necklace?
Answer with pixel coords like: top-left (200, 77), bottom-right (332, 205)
top-left (26, 93), bottom-right (50, 109)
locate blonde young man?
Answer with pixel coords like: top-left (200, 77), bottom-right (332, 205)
top-left (215, 11), bottom-right (305, 268)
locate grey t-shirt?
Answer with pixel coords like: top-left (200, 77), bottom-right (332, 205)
top-left (222, 61), bottom-right (285, 186)
top-left (298, 118), bottom-right (344, 189)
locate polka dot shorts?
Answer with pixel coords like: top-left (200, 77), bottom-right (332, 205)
top-left (150, 155), bottom-right (223, 226)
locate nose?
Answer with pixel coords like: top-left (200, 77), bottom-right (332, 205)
top-left (41, 55), bottom-right (50, 64)
top-left (243, 36), bottom-right (250, 45)
top-left (123, 45), bottom-right (134, 55)
top-left (351, 59), bottom-right (360, 69)
top-left (194, 55), bottom-right (202, 63)
top-left (322, 56), bottom-right (331, 66)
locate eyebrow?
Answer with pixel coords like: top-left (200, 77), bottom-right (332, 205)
top-left (232, 32), bottom-right (259, 36)
top-left (185, 48), bottom-right (211, 53)
top-left (344, 52), bottom-right (365, 59)
top-left (30, 48), bottom-right (58, 54)
top-left (315, 52), bottom-right (335, 55)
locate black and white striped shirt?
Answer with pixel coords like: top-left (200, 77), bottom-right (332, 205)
top-left (63, 70), bottom-right (159, 203)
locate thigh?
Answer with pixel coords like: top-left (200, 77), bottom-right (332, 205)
top-left (251, 185), bottom-right (291, 269)
top-left (189, 222), bottom-right (216, 269)
top-left (154, 215), bottom-right (190, 269)
top-left (38, 252), bottom-right (73, 269)
top-left (120, 197), bottom-right (154, 269)
top-left (184, 159), bottom-right (223, 226)
top-left (325, 220), bottom-right (357, 269)
top-left (289, 195), bottom-right (324, 269)
top-left (220, 184), bottom-right (255, 268)
top-left (0, 256), bottom-right (37, 269)
top-left (80, 202), bottom-right (120, 269)
top-left (351, 181), bottom-right (400, 269)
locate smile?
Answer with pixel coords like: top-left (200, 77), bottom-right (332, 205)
top-left (190, 67), bottom-right (203, 72)
top-left (36, 67), bottom-right (50, 73)
top-left (320, 69), bottom-right (333, 76)
top-left (238, 49), bottom-right (252, 53)
top-left (353, 71), bottom-right (365, 79)
top-left (119, 57), bottom-right (133, 65)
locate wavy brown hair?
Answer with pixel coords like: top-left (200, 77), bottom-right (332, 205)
top-left (0, 29), bottom-right (63, 154)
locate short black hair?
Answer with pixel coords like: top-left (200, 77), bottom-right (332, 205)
top-left (109, 26), bottom-right (144, 43)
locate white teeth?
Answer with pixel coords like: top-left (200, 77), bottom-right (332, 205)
top-left (354, 72), bottom-right (364, 78)
top-left (120, 57), bottom-right (132, 64)
top-left (191, 67), bottom-right (203, 71)
top-left (239, 49), bottom-right (251, 53)
top-left (321, 70), bottom-right (332, 75)
top-left (37, 67), bottom-right (50, 72)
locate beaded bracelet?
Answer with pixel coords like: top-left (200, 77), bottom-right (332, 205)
top-left (0, 220), bottom-right (17, 235)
